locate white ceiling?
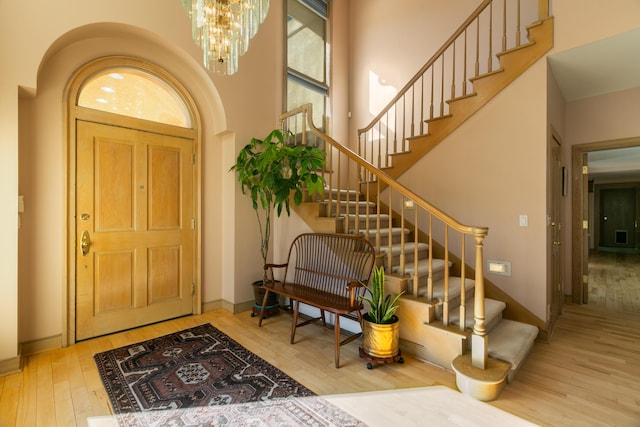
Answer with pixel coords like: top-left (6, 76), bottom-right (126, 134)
top-left (548, 28), bottom-right (640, 182)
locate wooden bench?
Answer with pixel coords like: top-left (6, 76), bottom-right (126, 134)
top-left (258, 233), bottom-right (376, 368)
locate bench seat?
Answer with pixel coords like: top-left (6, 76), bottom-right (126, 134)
top-left (265, 281), bottom-right (361, 313)
top-left (258, 233), bottom-right (376, 368)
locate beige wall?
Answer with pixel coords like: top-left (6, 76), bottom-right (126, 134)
top-left (346, 0), bottom-right (640, 321)
top-left (563, 87), bottom-right (640, 290)
top-left (346, 0), bottom-right (481, 148)
top-left (565, 87), bottom-right (640, 145)
top-left (550, 0), bottom-right (640, 298)
top-left (3, 0), bottom-right (640, 364)
top-left (1, 0), bottom-right (284, 361)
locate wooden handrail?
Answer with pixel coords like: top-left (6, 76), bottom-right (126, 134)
top-left (282, 0), bottom-right (549, 373)
top-left (283, 106), bottom-right (488, 239)
top-left (281, 103), bottom-right (490, 369)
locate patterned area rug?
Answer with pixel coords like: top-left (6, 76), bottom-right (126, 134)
top-left (94, 323), bottom-right (317, 414)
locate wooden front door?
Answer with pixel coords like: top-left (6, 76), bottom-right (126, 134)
top-left (75, 121), bottom-right (194, 340)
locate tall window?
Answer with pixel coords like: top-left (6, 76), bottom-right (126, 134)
top-left (286, 0), bottom-right (328, 131)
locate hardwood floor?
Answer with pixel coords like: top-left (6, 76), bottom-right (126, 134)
top-left (588, 250), bottom-right (640, 313)
top-left (1, 300), bottom-right (639, 426)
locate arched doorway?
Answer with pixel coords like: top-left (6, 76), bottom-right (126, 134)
top-left (66, 57), bottom-right (201, 341)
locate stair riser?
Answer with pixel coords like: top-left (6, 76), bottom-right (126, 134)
top-left (324, 203), bottom-right (377, 216)
top-left (383, 249), bottom-right (430, 267)
top-left (364, 232), bottom-right (412, 247)
top-left (400, 270), bottom-right (448, 289)
top-left (346, 217), bottom-right (391, 230)
top-left (446, 297), bottom-right (504, 332)
top-left (323, 190), bottom-right (360, 201)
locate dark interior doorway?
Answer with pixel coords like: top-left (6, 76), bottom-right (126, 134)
top-left (598, 187), bottom-right (637, 249)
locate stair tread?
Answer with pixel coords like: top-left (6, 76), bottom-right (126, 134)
top-left (429, 277), bottom-right (475, 301)
top-left (393, 258), bottom-right (448, 276)
top-left (488, 319), bottom-right (538, 370)
top-left (346, 213), bottom-right (391, 220)
top-left (324, 199), bottom-right (375, 206)
top-left (357, 227), bottom-right (408, 237)
top-left (448, 298), bottom-right (506, 330)
top-left (379, 241), bottom-right (429, 255)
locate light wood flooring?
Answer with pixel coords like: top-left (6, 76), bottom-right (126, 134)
top-left (588, 250), bottom-right (640, 313)
top-left (1, 302), bottom-right (638, 427)
top-left (2, 252), bottom-right (640, 427)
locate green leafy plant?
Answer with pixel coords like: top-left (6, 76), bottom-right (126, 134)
top-left (230, 128), bottom-right (325, 279)
top-left (360, 266), bottom-right (404, 324)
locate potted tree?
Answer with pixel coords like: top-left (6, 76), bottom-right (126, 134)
top-left (359, 266), bottom-right (405, 368)
top-left (230, 128), bottom-right (325, 315)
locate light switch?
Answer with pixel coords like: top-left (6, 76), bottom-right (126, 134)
top-left (519, 214), bottom-right (528, 227)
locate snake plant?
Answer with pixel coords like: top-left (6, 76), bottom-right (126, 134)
top-left (360, 266), bottom-right (404, 324)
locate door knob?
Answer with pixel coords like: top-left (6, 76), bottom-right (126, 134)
top-left (81, 230), bottom-right (91, 256)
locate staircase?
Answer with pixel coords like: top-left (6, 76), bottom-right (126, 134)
top-left (279, 0), bottom-right (552, 401)
top-left (358, 0), bottom-right (553, 180)
top-left (322, 185), bottom-right (538, 399)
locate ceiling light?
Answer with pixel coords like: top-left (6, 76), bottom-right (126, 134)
top-left (180, 0), bottom-right (269, 75)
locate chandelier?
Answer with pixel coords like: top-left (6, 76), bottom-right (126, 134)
top-left (180, 0), bottom-right (269, 75)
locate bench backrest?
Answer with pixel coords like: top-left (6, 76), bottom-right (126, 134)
top-left (283, 233), bottom-right (376, 299)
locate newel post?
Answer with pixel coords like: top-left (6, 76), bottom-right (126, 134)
top-left (471, 227), bottom-right (488, 369)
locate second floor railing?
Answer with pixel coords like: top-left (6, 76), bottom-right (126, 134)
top-left (357, 0), bottom-right (550, 170)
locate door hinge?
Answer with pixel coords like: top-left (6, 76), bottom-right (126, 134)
top-left (192, 283), bottom-right (195, 296)
top-left (583, 220), bottom-right (588, 229)
top-left (582, 275), bottom-right (588, 284)
top-left (192, 153), bottom-right (196, 165)
top-left (191, 218), bottom-right (195, 230)
top-left (582, 165), bottom-right (588, 175)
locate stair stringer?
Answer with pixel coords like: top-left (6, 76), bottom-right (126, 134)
top-left (398, 294), bottom-right (471, 370)
top-left (385, 16), bottom-right (554, 181)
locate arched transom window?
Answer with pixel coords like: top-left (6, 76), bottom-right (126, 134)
top-left (78, 67), bottom-right (192, 128)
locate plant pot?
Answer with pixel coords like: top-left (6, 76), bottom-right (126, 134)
top-left (361, 314), bottom-right (400, 358)
top-left (252, 280), bottom-right (279, 308)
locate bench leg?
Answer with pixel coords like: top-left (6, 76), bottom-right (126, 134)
top-left (290, 300), bottom-right (300, 344)
top-left (258, 289), bottom-right (270, 327)
top-left (334, 314), bottom-right (341, 368)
